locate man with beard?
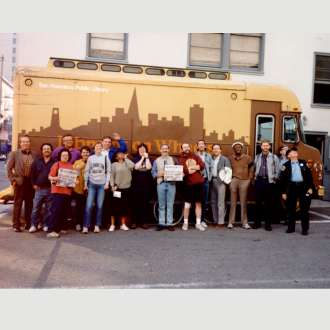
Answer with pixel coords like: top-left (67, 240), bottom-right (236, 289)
top-left (253, 139), bottom-right (280, 231)
top-left (29, 143), bottom-right (57, 233)
top-left (228, 142), bottom-right (254, 229)
top-left (195, 140), bottom-right (213, 228)
top-left (179, 143), bottom-right (206, 231)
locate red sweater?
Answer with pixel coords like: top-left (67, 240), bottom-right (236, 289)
top-left (49, 161), bottom-right (74, 195)
top-left (179, 153), bottom-right (205, 185)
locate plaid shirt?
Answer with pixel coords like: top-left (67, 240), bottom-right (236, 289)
top-left (22, 149), bottom-right (34, 177)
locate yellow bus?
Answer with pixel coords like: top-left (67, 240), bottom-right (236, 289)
top-left (3, 57), bottom-right (323, 208)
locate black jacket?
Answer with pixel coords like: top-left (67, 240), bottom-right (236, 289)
top-left (280, 159), bottom-right (314, 195)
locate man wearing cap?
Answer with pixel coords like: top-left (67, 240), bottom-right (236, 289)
top-left (253, 139), bottom-right (280, 231)
top-left (228, 142), bottom-right (254, 229)
top-left (281, 147), bottom-right (313, 235)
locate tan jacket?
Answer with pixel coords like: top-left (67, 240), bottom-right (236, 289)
top-left (6, 149), bottom-right (37, 186)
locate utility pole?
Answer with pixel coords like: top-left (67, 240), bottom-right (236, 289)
top-left (0, 55), bottom-right (3, 112)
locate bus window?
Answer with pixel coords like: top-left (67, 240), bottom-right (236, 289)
top-left (209, 73), bottom-right (227, 80)
top-left (146, 68), bottom-right (165, 76)
top-left (101, 64), bottom-right (121, 72)
top-left (167, 70), bottom-right (186, 77)
top-left (53, 60), bottom-right (75, 68)
top-left (255, 115), bottom-right (275, 155)
top-left (283, 115), bottom-right (299, 143)
top-left (77, 62), bottom-right (98, 70)
top-left (123, 66), bottom-right (143, 74)
top-left (189, 71), bottom-right (207, 79)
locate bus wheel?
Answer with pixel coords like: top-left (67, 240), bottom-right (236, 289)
top-left (153, 193), bottom-right (184, 226)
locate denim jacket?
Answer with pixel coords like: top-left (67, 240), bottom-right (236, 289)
top-left (196, 151), bottom-right (213, 181)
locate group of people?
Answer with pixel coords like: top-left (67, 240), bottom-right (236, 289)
top-left (6, 133), bottom-right (314, 238)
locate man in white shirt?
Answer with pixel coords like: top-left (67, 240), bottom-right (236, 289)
top-left (210, 144), bottom-right (232, 228)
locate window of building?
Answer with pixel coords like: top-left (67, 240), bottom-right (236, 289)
top-left (12, 66), bottom-right (15, 72)
top-left (13, 47), bottom-right (16, 54)
top-left (312, 53), bottom-right (330, 107)
top-left (87, 33), bottom-right (128, 61)
top-left (188, 33), bottom-right (265, 74)
top-left (12, 57), bottom-right (16, 63)
top-left (13, 38), bottom-right (16, 44)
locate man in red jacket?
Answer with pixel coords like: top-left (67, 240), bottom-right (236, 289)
top-left (179, 143), bottom-right (206, 231)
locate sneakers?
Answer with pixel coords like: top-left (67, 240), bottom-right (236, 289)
top-left (242, 223), bottom-right (250, 229)
top-left (47, 231), bottom-right (59, 238)
top-left (109, 225), bottom-right (115, 232)
top-left (29, 226), bottom-right (38, 233)
top-left (76, 224), bottom-right (82, 231)
top-left (58, 230), bottom-right (67, 235)
top-left (201, 221), bottom-right (208, 228)
top-left (82, 227), bottom-right (88, 234)
top-left (94, 226), bottom-right (100, 233)
top-left (120, 224), bottom-right (129, 231)
top-left (196, 224), bottom-right (206, 231)
top-left (182, 223), bottom-right (188, 231)
top-left (38, 223), bottom-right (42, 230)
top-left (43, 226), bottom-right (48, 232)
top-left (227, 223), bottom-right (233, 229)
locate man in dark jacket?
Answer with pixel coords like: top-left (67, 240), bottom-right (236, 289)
top-left (281, 147), bottom-right (313, 235)
top-left (29, 143), bottom-right (57, 233)
top-left (179, 143), bottom-right (206, 231)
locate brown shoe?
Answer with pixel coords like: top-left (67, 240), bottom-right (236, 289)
top-left (215, 224), bottom-right (225, 228)
top-left (131, 224), bottom-right (137, 229)
top-left (58, 230), bottom-right (67, 235)
top-left (142, 224), bottom-right (149, 229)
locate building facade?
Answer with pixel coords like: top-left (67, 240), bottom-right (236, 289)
top-left (7, 33), bottom-right (330, 159)
top-left (0, 33), bottom-right (18, 83)
top-left (0, 76), bottom-right (13, 155)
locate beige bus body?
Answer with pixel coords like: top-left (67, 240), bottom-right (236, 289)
top-left (7, 58), bottom-right (323, 201)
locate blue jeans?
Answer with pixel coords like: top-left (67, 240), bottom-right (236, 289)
top-left (48, 193), bottom-right (71, 233)
top-left (31, 188), bottom-right (52, 228)
top-left (157, 182), bottom-right (176, 226)
top-left (201, 180), bottom-right (210, 220)
top-left (83, 182), bottom-right (105, 228)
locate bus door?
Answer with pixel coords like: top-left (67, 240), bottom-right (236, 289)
top-left (255, 114), bottom-right (275, 155)
top-left (322, 136), bottom-right (330, 200)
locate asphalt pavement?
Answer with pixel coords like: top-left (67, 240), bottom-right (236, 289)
top-left (0, 199), bottom-right (330, 289)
